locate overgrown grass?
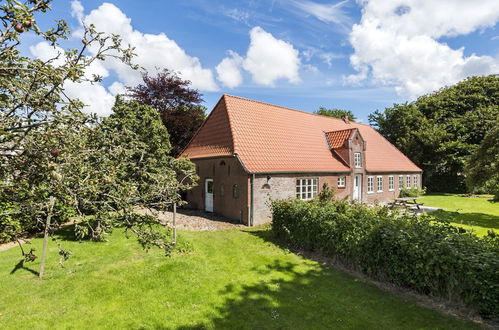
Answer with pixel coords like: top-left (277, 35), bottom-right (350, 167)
top-left (0, 226), bottom-right (479, 329)
top-left (419, 193), bottom-right (498, 236)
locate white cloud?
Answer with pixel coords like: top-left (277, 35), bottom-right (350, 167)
top-left (291, 0), bottom-right (351, 29)
top-left (346, 0), bottom-right (499, 98)
top-left (243, 26), bottom-right (301, 86)
top-left (216, 51), bottom-right (244, 88)
top-left (79, 2), bottom-right (218, 91)
top-left (215, 26), bottom-right (301, 88)
top-left (30, 41), bottom-right (115, 116)
top-left (70, 0), bottom-right (84, 24)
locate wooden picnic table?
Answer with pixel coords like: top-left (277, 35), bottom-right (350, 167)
top-left (390, 197), bottom-right (423, 210)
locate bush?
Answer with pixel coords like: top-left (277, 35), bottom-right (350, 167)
top-left (399, 186), bottom-right (426, 197)
top-left (271, 199), bottom-right (499, 318)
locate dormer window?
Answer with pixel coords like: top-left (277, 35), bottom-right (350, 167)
top-left (354, 152), bottom-right (361, 168)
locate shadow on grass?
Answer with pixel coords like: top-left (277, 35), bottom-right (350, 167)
top-left (10, 259), bottom-right (39, 276)
top-left (432, 210), bottom-right (499, 230)
top-left (176, 228), bottom-right (473, 329)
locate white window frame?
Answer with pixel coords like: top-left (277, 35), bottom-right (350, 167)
top-left (337, 176), bottom-right (346, 188)
top-left (388, 176), bottom-right (394, 191)
top-left (399, 175), bottom-right (404, 190)
top-left (377, 176), bottom-right (383, 192)
top-left (367, 176), bottom-right (374, 194)
top-left (354, 152), bottom-right (362, 168)
top-left (413, 175), bottom-right (418, 188)
top-left (296, 178), bottom-right (318, 201)
top-left (406, 175), bottom-right (411, 188)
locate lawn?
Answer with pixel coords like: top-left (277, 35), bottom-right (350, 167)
top-left (419, 193), bottom-right (499, 236)
top-left (0, 226), bottom-right (478, 329)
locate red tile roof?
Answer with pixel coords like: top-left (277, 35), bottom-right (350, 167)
top-left (325, 129), bottom-right (355, 149)
top-left (180, 95), bottom-right (421, 173)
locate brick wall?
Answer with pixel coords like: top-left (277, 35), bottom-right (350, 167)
top-left (185, 156), bottom-right (250, 224)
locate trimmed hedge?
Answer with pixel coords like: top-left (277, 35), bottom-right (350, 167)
top-left (271, 199), bottom-right (499, 318)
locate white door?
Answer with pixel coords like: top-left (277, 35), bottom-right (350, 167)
top-left (205, 179), bottom-right (214, 212)
top-left (353, 174), bottom-right (362, 202)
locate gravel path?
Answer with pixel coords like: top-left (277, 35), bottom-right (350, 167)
top-left (139, 208), bottom-right (246, 231)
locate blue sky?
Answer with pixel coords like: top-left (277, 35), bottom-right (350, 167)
top-left (28, 0), bottom-right (499, 122)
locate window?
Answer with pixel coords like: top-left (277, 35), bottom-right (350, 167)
top-left (377, 176), bottom-right (383, 192)
top-left (399, 175), bottom-right (404, 190)
top-left (389, 176), bottom-right (394, 191)
top-left (337, 176), bottom-right (346, 188)
top-left (354, 152), bottom-right (361, 168)
top-left (413, 175), bottom-right (418, 188)
top-left (296, 178), bottom-right (318, 200)
top-left (220, 183), bottom-right (225, 197)
top-left (367, 176), bottom-right (374, 193)
top-left (406, 175), bottom-right (411, 188)
top-left (232, 184), bottom-right (239, 199)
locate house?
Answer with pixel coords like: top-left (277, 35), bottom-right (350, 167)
top-left (179, 95), bottom-right (422, 226)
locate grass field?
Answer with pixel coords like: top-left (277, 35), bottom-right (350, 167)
top-left (0, 226), bottom-right (478, 329)
top-left (419, 194), bottom-right (498, 236)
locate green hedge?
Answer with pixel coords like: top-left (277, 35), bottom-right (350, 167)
top-left (271, 199), bottom-right (499, 318)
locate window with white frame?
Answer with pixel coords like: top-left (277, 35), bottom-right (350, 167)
top-left (296, 178), bottom-right (318, 200)
top-left (367, 176), bottom-right (374, 193)
top-left (399, 175), bottom-right (404, 190)
top-left (406, 175), bottom-right (411, 188)
top-left (413, 175), bottom-right (418, 188)
top-left (389, 176), bottom-right (394, 191)
top-left (337, 176), bottom-right (346, 188)
top-left (377, 176), bottom-right (383, 192)
top-left (354, 152), bottom-right (361, 168)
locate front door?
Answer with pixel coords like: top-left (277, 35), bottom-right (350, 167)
top-left (205, 179), bottom-right (214, 212)
top-left (353, 174), bottom-right (362, 202)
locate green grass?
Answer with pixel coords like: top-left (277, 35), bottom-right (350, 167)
top-left (419, 193), bottom-right (499, 236)
top-left (0, 226), bottom-right (478, 329)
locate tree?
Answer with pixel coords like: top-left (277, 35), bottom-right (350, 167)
top-left (369, 75), bottom-right (499, 192)
top-left (314, 107), bottom-right (357, 121)
top-left (127, 69), bottom-right (206, 157)
top-left (465, 124), bottom-right (499, 201)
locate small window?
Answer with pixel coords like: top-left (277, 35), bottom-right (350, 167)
top-left (413, 175), bottom-right (418, 188)
top-left (296, 178), bottom-right (318, 200)
top-left (399, 175), bottom-right (404, 190)
top-left (220, 183), bottom-right (225, 197)
top-left (232, 184), bottom-right (239, 199)
top-left (389, 176), bottom-right (394, 191)
top-left (367, 176), bottom-right (374, 193)
top-left (406, 175), bottom-right (411, 188)
top-left (354, 152), bottom-right (361, 168)
top-left (337, 176), bottom-right (346, 188)
top-left (377, 176), bottom-right (383, 192)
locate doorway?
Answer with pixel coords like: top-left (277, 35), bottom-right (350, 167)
top-left (353, 174), bottom-right (362, 202)
top-left (205, 179), bottom-right (214, 212)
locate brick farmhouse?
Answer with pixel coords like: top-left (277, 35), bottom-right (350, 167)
top-left (179, 95), bottom-right (422, 225)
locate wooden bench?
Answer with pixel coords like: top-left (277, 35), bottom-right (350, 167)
top-left (390, 197), bottom-right (424, 210)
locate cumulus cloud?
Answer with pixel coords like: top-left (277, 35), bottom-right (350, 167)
top-left (70, 0), bottom-right (84, 24)
top-left (79, 2), bottom-right (218, 91)
top-left (30, 40), bottom-right (116, 116)
top-left (346, 0), bottom-right (499, 98)
top-left (216, 51), bottom-right (244, 88)
top-left (216, 26), bottom-right (301, 88)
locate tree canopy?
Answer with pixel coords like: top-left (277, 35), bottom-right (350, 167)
top-left (369, 75), bottom-right (499, 192)
top-left (314, 107), bottom-right (357, 121)
top-left (127, 69), bottom-right (206, 157)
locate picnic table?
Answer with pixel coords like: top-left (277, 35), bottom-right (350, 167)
top-left (390, 197), bottom-right (424, 210)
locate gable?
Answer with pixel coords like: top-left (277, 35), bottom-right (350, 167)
top-left (179, 97), bottom-right (234, 159)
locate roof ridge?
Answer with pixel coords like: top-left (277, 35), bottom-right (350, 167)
top-left (222, 95), bottom-right (238, 154)
top-left (223, 94), bottom-right (369, 127)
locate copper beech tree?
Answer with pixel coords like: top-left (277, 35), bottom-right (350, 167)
top-left (0, 0), bottom-right (197, 278)
top-left (127, 69), bottom-right (207, 157)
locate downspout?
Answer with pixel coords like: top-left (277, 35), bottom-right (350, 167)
top-left (250, 173), bottom-right (255, 226)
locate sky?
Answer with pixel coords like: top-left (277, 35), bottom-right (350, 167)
top-left (26, 0), bottom-right (499, 122)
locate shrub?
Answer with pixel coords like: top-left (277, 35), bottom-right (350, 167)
top-left (399, 186), bottom-right (426, 197)
top-left (271, 199), bottom-right (499, 318)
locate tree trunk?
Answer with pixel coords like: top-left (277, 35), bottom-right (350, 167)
top-left (173, 202), bottom-right (177, 244)
top-left (39, 197), bottom-right (55, 279)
